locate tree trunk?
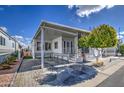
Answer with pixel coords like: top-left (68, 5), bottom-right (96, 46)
top-left (82, 52), bottom-right (86, 62)
top-left (96, 56), bottom-right (99, 63)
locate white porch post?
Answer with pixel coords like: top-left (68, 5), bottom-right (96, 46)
top-left (32, 40), bottom-right (35, 59)
top-left (41, 28), bottom-right (44, 69)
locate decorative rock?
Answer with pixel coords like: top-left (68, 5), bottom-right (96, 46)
top-left (56, 68), bottom-right (74, 83)
top-left (40, 73), bottom-right (56, 85)
top-left (78, 74), bottom-right (89, 80)
top-left (81, 66), bottom-right (97, 77)
top-left (40, 65), bottom-right (98, 86)
top-left (71, 70), bottom-right (82, 76)
top-left (48, 79), bottom-right (63, 86)
top-left (69, 64), bottom-right (83, 71)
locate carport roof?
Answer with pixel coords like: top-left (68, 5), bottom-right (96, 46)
top-left (32, 21), bottom-right (90, 42)
top-left (41, 21), bottom-right (90, 33)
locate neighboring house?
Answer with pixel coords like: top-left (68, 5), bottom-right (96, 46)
top-left (0, 28), bottom-right (21, 54)
top-left (103, 48), bottom-right (116, 56)
top-left (31, 21), bottom-right (90, 62)
top-left (103, 39), bottom-right (123, 56)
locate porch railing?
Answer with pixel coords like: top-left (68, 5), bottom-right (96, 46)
top-left (44, 53), bottom-right (81, 62)
top-left (35, 51), bottom-right (94, 62)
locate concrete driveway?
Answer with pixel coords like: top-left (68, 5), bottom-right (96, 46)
top-left (98, 65), bottom-right (124, 87)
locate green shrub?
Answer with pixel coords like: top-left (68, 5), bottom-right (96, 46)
top-left (119, 44), bottom-right (124, 56)
top-left (8, 56), bottom-right (17, 65)
top-left (3, 55), bottom-right (17, 65)
top-left (11, 51), bottom-right (18, 57)
top-left (0, 55), bottom-right (17, 70)
top-left (24, 56), bottom-right (32, 59)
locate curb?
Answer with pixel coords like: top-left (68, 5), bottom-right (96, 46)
top-left (9, 58), bottom-right (24, 87)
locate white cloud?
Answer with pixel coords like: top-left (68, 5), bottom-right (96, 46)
top-left (13, 35), bottom-right (23, 39)
top-left (106, 5), bottom-right (114, 9)
top-left (117, 35), bottom-right (123, 39)
top-left (117, 31), bottom-right (124, 40)
top-left (120, 31), bottom-right (124, 35)
top-left (12, 35), bottom-right (32, 48)
top-left (68, 5), bottom-right (74, 9)
top-left (68, 5), bottom-right (114, 17)
top-left (0, 26), bottom-right (8, 32)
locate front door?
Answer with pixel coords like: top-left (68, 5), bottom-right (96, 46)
top-left (63, 40), bottom-right (73, 54)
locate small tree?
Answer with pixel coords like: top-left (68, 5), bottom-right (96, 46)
top-left (119, 44), bottom-right (124, 56)
top-left (79, 24), bottom-right (118, 63)
top-left (79, 36), bottom-right (89, 48)
top-left (88, 24), bottom-right (117, 48)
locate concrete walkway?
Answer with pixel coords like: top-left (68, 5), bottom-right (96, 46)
top-left (12, 59), bottom-right (42, 87)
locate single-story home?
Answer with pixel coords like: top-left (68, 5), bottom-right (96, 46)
top-left (31, 21), bottom-right (117, 68)
top-left (31, 21), bottom-right (89, 57)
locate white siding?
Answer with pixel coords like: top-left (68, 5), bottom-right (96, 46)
top-left (0, 30), bottom-right (17, 53)
top-left (52, 36), bottom-right (62, 53)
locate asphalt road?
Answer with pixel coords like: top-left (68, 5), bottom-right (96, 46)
top-left (98, 65), bottom-right (124, 87)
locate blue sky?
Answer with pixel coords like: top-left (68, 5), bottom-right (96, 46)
top-left (0, 5), bottom-right (124, 46)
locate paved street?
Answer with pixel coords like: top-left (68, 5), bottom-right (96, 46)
top-left (98, 65), bottom-right (124, 87)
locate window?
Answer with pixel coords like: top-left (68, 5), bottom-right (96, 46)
top-left (63, 41), bottom-right (66, 53)
top-left (67, 42), bottom-right (69, 48)
top-left (64, 41), bottom-right (65, 48)
top-left (45, 42), bottom-right (51, 51)
top-left (37, 42), bottom-right (41, 51)
top-left (67, 41), bottom-right (70, 53)
top-left (54, 42), bottom-right (58, 49)
top-left (0, 36), bottom-right (5, 46)
top-left (71, 41), bottom-right (73, 48)
top-left (0, 36), bottom-right (2, 45)
top-left (78, 32), bottom-right (82, 39)
top-left (3, 38), bottom-right (5, 46)
top-left (12, 43), bottom-right (15, 48)
top-left (71, 41), bottom-right (73, 53)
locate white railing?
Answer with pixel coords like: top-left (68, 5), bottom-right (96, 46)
top-left (44, 53), bottom-right (68, 59)
top-left (35, 51), bottom-right (94, 62)
top-left (44, 53), bottom-right (78, 62)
